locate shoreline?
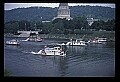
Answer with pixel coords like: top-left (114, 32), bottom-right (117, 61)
top-left (4, 31), bottom-right (115, 42)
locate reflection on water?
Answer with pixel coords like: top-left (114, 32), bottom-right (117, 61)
top-left (4, 37), bottom-right (115, 77)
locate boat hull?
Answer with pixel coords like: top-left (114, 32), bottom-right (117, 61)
top-left (66, 40), bottom-right (87, 46)
top-left (21, 38), bottom-right (43, 42)
top-left (66, 42), bottom-right (86, 46)
top-left (67, 44), bottom-right (86, 46)
top-left (6, 41), bottom-right (20, 45)
top-left (6, 43), bottom-right (20, 45)
top-left (31, 49), bottom-right (66, 56)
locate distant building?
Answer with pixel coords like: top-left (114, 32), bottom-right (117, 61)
top-left (53, 3), bottom-right (72, 21)
top-left (87, 18), bottom-right (99, 26)
top-left (17, 31), bottom-right (39, 37)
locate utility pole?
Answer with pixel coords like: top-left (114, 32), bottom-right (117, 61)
top-left (25, 23), bottom-right (26, 31)
top-left (41, 17), bottom-right (42, 21)
top-left (34, 23), bottom-right (37, 31)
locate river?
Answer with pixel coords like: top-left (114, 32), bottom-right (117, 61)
top-left (4, 37), bottom-right (115, 77)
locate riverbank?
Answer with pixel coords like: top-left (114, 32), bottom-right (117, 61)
top-left (4, 69), bottom-right (12, 77)
top-left (4, 31), bottom-right (115, 41)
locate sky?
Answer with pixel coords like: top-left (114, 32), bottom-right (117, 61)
top-left (4, 3), bottom-right (115, 10)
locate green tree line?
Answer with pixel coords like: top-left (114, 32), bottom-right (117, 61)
top-left (4, 16), bottom-right (115, 35)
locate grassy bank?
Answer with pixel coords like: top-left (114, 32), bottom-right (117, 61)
top-left (4, 31), bottom-right (115, 41)
top-left (4, 69), bottom-right (12, 77)
top-left (38, 31), bottom-right (115, 41)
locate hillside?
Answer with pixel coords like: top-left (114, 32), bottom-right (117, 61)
top-left (4, 6), bottom-right (115, 22)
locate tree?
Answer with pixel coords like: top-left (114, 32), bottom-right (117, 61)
top-left (42, 22), bottom-right (53, 34)
top-left (51, 21), bottom-right (64, 34)
top-left (74, 29), bottom-right (81, 34)
top-left (36, 21), bottom-right (43, 30)
top-left (4, 21), bottom-right (19, 34)
top-left (90, 21), bottom-right (100, 30)
top-left (72, 16), bottom-right (88, 29)
top-left (64, 29), bottom-right (73, 35)
top-left (18, 20), bottom-right (30, 31)
top-left (52, 18), bottom-right (63, 24)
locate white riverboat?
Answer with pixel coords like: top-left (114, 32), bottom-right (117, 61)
top-left (90, 37), bottom-right (107, 44)
top-left (66, 39), bottom-right (87, 46)
top-left (6, 39), bottom-right (20, 45)
top-left (31, 46), bottom-right (66, 56)
top-left (97, 38), bottom-right (107, 42)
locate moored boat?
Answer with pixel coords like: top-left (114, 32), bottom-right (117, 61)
top-left (66, 39), bottom-right (87, 46)
top-left (6, 39), bottom-right (20, 45)
top-left (90, 37), bottom-right (107, 44)
top-left (97, 38), bottom-right (107, 42)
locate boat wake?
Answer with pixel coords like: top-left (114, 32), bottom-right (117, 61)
top-left (20, 40), bottom-right (28, 42)
top-left (22, 51), bottom-right (40, 55)
top-left (31, 51), bottom-right (41, 55)
top-left (22, 51), bottom-right (33, 54)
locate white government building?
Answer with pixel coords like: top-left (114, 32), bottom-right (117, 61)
top-left (53, 3), bottom-right (73, 20)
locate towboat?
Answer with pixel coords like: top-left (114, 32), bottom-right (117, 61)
top-left (31, 46), bottom-right (66, 56)
top-left (66, 39), bottom-right (87, 46)
top-left (6, 39), bottom-right (20, 45)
